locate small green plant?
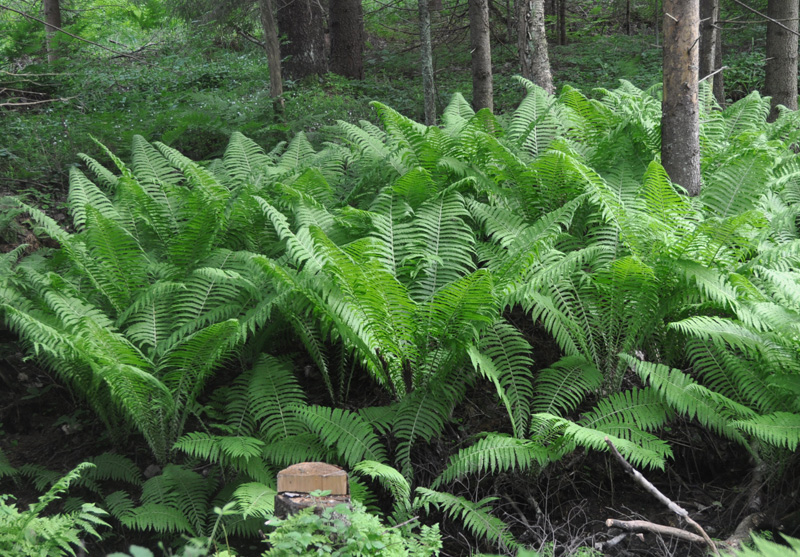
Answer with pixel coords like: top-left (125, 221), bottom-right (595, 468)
top-left (264, 502), bottom-right (442, 557)
top-left (0, 462), bottom-right (108, 557)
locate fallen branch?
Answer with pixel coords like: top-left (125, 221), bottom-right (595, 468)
top-left (0, 96), bottom-right (75, 107)
top-left (605, 518), bottom-right (706, 544)
top-left (604, 437), bottom-right (719, 555)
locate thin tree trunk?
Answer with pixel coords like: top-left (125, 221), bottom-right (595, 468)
top-left (419, 0), bottom-right (436, 125)
top-left (43, 0), bottom-right (62, 63)
top-left (258, 0), bottom-right (284, 111)
top-left (470, 0), bottom-right (493, 111)
top-left (518, 0), bottom-right (554, 93)
top-left (330, 0), bottom-right (365, 79)
top-left (713, 19), bottom-right (724, 104)
top-left (654, 0), bottom-right (659, 45)
top-left (558, 0), bottom-right (566, 45)
top-left (626, 0), bottom-right (631, 35)
top-left (662, 0), bottom-right (701, 196)
top-left (277, 0), bottom-right (327, 78)
top-left (699, 0), bottom-right (722, 104)
top-left (765, 0), bottom-right (799, 121)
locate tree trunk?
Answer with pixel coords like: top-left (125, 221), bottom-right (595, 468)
top-left (765, 0), bottom-right (799, 121)
top-left (330, 0), bottom-right (365, 79)
top-left (43, 0), bottom-right (62, 63)
top-left (654, 0), bottom-right (659, 45)
top-left (558, 0), bottom-right (566, 45)
top-left (626, 0), bottom-right (631, 35)
top-left (258, 0), bottom-right (284, 111)
top-left (518, 0), bottom-right (554, 93)
top-left (662, 0), bottom-right (701, 196)
top-left (277, 0), bottom-right (327, 79)
top-left (419, 0), bottom-right (436, 125)
top-left (470, 0), bottom-right (493, 111)
top-left (699, 0), bottom-right (723, 105)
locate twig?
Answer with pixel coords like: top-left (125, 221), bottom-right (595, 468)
top-left (0, 96), bottom-right (75, 107)
top-left (605, 519), bottom-right (706, 544)
top-left (387, 516), bottom-right (419, 529)
top-left (700, 66), bottom-right (728, 83)
top-left (0, 4), bottom-right (153, 63)
top-left (727, 0), bottom-right (800, 38)
top-left (604, 437), bottom-right (720, 555)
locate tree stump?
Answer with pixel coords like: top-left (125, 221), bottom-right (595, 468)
top-left (274, 462), bottom-right (351, 519)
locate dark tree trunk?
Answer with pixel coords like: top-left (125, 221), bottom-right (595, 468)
top-left (470, 0), bottom-right (493, 111)
top-left (277, 0), bottom-right (327, 79)
top-left (626, 0), bottom-right (631, 35)
top-left (258, 0), bottom-right (284, 111)
top-left (699, 0), bottom-right (723, 105)
top-left (330, 0), bottom-right (364, 79)
top-left (558, 0), bottom-right (566, 45)
top-left (419, 0), bottom-right (436, 125)
top-left (662, 0), bottom-right (701, 196)
top-left (518, 0), bottom-right (553, 93)
top-left (765, 0), bottom-right (799, 121)
top-left (43, 0), bottom-right (62, 63)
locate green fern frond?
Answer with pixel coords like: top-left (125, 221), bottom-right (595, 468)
top-left (531, 412), bottom-right (667, 469)
top-left (68, 167), bottom-right (121, 231)
top-left (393, 376), bottom-right (466, 479)
top-left (119, 503), bottom-right (194, 534)
top-left (83, 453), bottom-right (143, 487)
top-left (402, 191), bottom-right (475, 303)
top-left (433, 433), bottom-right (548, 489)
top-left (508, 76), bottom-right (562, 158)
top-left (622, 354), bottom-right (744, 442)
top-left (131, 134), bottom-right (183, 187)
top-left (232, 482), bottom-right (276, 519)
top-left (414, 487), bottom-right (518, 552)
top-left (732, 412), bottom-right (800, 451)
top-left (261, 433), bottom-right (333, 468)
top-left (223, 132), bottom-right (270, 185)
top-left (352, 460), bottom-right (411, 518)
top-left (732, 534), bottom-right (800, 556)
top-left (701, 150), bottom-right (772, 218)
top-left (77, 153), bottom-right (119, 191)
top-left (531, 355), bottom-right (602, 416)
top-left (298, 405), bottom-right (388, 467)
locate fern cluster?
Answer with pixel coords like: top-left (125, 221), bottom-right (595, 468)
top-left (3, 77), bottom-right (800, 552)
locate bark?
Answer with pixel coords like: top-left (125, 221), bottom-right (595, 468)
top-left (558, 0), bottom-right (566, 45)
top-left (277, 0), bottom-right (327, 79)
top-left (517, 0), bottom-right (554, 93)
top-left (661, 0), bottom-right (701, 196)
top-left (699, 0), bottom-right (723, 105)
top-left (626, 0), bottom-right (631, 35)
top-left (330, 0), bottom-right (365, 79)
top-left (765, 0), bottom-right (799, 121)
top-left (470, 0), bottom-right (493, 111)
top-left (43, 0), bottom-right (62, 63)
top-left (258, 0), bottom-right (284, 109)
top-left (419, 0), bottom-right (436, 125)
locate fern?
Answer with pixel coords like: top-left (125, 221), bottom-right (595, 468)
top-left (731, 412), bottom-right (800, 451)
top-left (433, 433), bottom-right (548, 489)
top-left (414, 487), bottom-right (519, 552)
top-left (298, 405), bottom-right (388, 467)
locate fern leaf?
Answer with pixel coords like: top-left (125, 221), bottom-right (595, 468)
top-left (414, 488), bottom-right (518, 552)
top-left (298, 405), bottom-right (388, 467)
top-left (531, 355), bottom-right (603, 416)
top-left (433, 433), bottom-right (547, 489)
top-left (732, 412), bottom-right (800, 451)
top-left (233, 482), bottom-right (276, 518)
